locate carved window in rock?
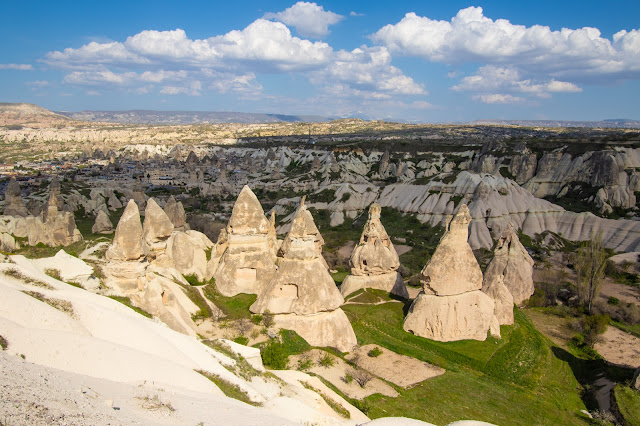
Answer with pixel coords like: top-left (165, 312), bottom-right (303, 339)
top-left (274, 283), bottom-right (298, 299)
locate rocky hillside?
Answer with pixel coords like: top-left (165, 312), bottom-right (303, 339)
top-left (55, 109), bottom-right (331, 125)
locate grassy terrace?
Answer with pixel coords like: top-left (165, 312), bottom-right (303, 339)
top-left (342, 298), bottom-right (590, 425)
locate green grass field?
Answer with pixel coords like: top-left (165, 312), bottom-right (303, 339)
top-left (614, 384), bottom-right (640, 425)
top-left (342, 298), bottom-right (590, 425)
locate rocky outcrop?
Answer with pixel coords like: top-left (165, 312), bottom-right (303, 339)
top-left (403, 205), bottom-right (496, 342)
top-left (482, 275), bottom-right (514, 325)
top-left (376, 172), bottom-right (640, 253)
top-left (3, 178), bottom-right (28, 217)
top-left (213, 186), bottom-right (277, 296)
top-left (164, 195), bottom-right (188, 230)
top-left (91, 210), bottom-right (114, 234)
top-left (142, 198), bottom-right (174, 243)
top-left (251, 197), bottom-right (356, 352)
top-left (165, 230), bottom-right (213, 281)
top-left (483, 224), bottom-right (535, 306)
top-left (106, 199), bottom-right (145, 261)
top-left (340, 203), bottom-right (408, 299)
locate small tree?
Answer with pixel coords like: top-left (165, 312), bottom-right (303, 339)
top-left (574, 231), bottom-right (607, 314)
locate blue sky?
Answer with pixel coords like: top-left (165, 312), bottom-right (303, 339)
top-left (1, 0), bottom-right (639, 122)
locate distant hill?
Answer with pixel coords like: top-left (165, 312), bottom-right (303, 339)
top-left (0, 102), bottom-right (67, 118)
top-left (0, 102), bottom-right (70, 128)
top-left (472, 118), bottom-right (640, 129)
top-left (54, 109), bottom-right (332, 125)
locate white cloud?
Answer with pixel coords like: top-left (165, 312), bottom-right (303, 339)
top-left (210, 19), bottom-right (332, 71)
top-left (0, 63), bottom-right (33, 70)
top-left (350, 11), bottom-right (364, 17)
top-left (312, 46), bottom-right (426, 97)
top-left (453, 65), bottom-right (582, 99)
top-left (371, 7), bottom-right (640, 82)
top-left (44, 19), bottom-right (423, 103)
top-left (160, 81), bottom-right (202, 96)
top-left (264, 2), bottom-right (343, 38)
top-left (46, 21), bottom-right (332, 74)
top-left (473, 94), bottom-right (524, 104)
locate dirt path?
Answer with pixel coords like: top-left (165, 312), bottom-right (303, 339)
top-left (594, 327), bottom-right (640, 368)
top-left (347, 344), bottom-right (444, 388)
top-left (288, 349), bottom-right (398, 400)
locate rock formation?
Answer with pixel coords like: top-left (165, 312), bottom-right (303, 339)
top-left (106, 199), bottom-right (145, 261)
top-left (142, 198), bottom-right (174, 243)
top-left (212, 186), bottom-right (277, 296)
top-left (403, 205), bottom-right (496, 342)
top-left (3, 178), bottom-right (28, 217)
top-left (251, 197), bottom-right (357, 352)
top-left (482, 275), bottom-right (514, 325)
top-left (164, 195), bottom-right (188, 230)
top-left (483, 224), bottom-right (535, 305)
top-left (92, 210), bottom-right (114, 234)
top-left (340, 203), bottom-right (408, 299)
top-left (165, 230), bottom-right (213, 281)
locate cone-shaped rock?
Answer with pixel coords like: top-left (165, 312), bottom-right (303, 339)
top-left (421, 205), bottom-right (483, 296)
top-left (106, 199), bottom-right (144, 261)
top-left (143, 198), bottom-right (174, 243)
top-left (3, 178), bottom-right (28, 217)
top-left (251, 198), bottom-right (356, 351)
top-left (164, 195), bottom-right (187, 229)
top-left (213, 186), bottom-right (276, 296)
top-left (92, 210), bottom-right (114, 234)
top-left (340, 203), bottom-right (408, 298)
top-left (483, 223), bottom-right (534, 305)
top-left (403, 205), bottom-right (495, 342)
top-left (278, 196), bottom-right (324, 259)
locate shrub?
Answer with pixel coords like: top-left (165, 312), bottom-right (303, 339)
top-left (571, 314), bottom-right (609, 348)
top-left (343, 372), bottom-right (354, 384)
top-left (261, 340), bottom-right (288, 370)
top-left (367, 347), bottom-right (383, 358)
top-left (297, 357), bottom-right (313, 371)
top-left (251, 314), bottom-right (263, 325)
top-left (318, 352), bottom-right (335, 368)
top-left (44, 268), bottom-right (62, 281)
top-left (350, 367), bottom-right (374, 388)
top-left (196, 370), bottom-right (259, 406)
top-left (608, 296), bottom-right (620, 306)
top-left (262, 311), bottom-right (275, 328)
top-left (233, 336), bottom-right (249, 346)
top-left (0, 335), bottom-right (8, 350)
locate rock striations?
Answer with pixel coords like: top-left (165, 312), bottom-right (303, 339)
top-left (340, 203), bottom-right (408, 299)
top-left (251, 197), bottom-right (357, 352)
top-left (483, 224), bottom-right (535, 306)
top-left (403, 205), bottom-right (497, 342)
top-left (212, 185), bottom-right (277, 296)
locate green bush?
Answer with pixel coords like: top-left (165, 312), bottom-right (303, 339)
top-left (608, 296), bottom-right (620, 306)
top-left (367, 347), bottom-right (383, 357)
top-left (297, 357), bottom-right (313, 371)
top-left (0, 335), bottom-right (8, 350)
top-left (318, 352), bottom-right (335, 368)
top-left (233, 336), bottom-right (249, 346)
top-left (261, 340), bottom-right (288, 370)
top-left (251, 314), bottom-right (263, 325)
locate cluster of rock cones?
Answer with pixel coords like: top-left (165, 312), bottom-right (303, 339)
top-left (38, 181), bottom-right (535, 350)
